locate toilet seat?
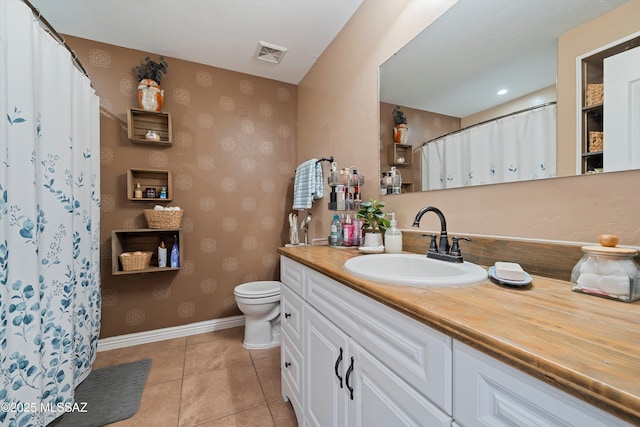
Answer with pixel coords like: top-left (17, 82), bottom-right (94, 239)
top-left (234, 280), bottom-right (281, 299)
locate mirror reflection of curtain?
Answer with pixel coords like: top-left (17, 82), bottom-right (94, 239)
top-left (1, 0), bottom-right (100, 425)
top-left (422, 104), bottom-right (556, 190)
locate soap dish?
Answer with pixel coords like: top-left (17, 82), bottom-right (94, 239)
top-left (488, 266), bottom-right (532, 287)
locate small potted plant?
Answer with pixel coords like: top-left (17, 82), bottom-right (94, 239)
top-left (135, 56), bottom-right (169, 112)
top-left (357, 199), bottom-right (390, 247)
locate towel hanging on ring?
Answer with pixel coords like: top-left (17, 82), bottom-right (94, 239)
top-left (293, 159), bottom-right (323, 210)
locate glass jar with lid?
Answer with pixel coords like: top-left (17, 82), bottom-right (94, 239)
top-left (571, 234), bottom-right (640, 302)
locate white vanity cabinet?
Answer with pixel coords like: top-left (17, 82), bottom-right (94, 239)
top-left (453, 341), bottom-right (632, 427)
top-left (280, 257), bottom-right (306, 423)
top-left (280, 256), bottom-right (453, 427)
top-left (280, 253), bottom-right (635, 427)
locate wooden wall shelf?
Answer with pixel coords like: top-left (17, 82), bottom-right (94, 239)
top-left (112, 229), bottom-right (183, 275)
top-left (127, 168), bottom-right (172, 201)
top-left (127, 108), bottom-right (172, 146)
top-left (388, 143), bottom-right (413, 166)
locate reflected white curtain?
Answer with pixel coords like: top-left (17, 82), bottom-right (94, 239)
top-left (1, 0), bottom-right (101, 425)
top-left (422, 104), bottom-right (556, 190)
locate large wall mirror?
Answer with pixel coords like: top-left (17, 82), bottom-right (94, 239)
top-left (379, 0), bottom-right (637, 195)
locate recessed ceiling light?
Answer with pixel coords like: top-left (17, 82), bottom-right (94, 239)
top-left (497, 89), bottom-right (508, 95)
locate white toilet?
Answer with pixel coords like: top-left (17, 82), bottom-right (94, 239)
top-left (234, 281), bottom-right (281, 349)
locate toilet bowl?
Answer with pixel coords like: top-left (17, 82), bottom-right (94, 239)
top-left (234, 281), bottom-right (281, 349)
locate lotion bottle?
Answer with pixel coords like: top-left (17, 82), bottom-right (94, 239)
top-left (158, 238), bottom-right (167, 267)
top-left (385, 212), bottom-right (403, 253)
top-left (170, 235), bottom-right (180, 268)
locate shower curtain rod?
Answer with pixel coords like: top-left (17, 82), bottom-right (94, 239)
top-left (21, 0), bottom-right (89, 77)
top-left (422, 101), bottom-right (557, 146)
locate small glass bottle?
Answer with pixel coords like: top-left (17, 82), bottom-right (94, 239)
top-left (159, 186), bottom-right (168, 199)
top-left (134, 182), bottom-right (143, 199)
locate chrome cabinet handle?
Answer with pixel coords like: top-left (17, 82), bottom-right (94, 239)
top-left (334, 347), bottom-right (343, 388)
top-left (345, 356), bottom-right (354, 400)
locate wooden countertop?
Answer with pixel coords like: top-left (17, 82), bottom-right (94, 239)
top-left (278, 245), bottom-right (640, 425)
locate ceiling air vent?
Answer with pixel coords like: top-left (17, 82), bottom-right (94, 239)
top-left (257, 41), bottom-right (288, 64)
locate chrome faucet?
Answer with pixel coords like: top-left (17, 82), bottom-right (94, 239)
top-left (300, 213), bottom-right (312, 246)
top-left (412, 206), bottom-right (470, 263)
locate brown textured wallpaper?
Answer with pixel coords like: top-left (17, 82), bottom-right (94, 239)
top-left (65, 36), bottom-right (297, 338)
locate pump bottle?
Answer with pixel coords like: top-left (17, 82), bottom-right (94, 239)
top-left (384, 212), bottom-right (403, 253)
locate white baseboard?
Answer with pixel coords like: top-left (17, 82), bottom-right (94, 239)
top-left (97, 315), bottom-right (246, 352)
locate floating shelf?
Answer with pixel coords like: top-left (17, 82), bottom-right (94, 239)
top-left (127, 108), bottom-right (172, 146)
top-left (127, 168), bottom-right (172, 201)
top-left (111, 229), bottom-right (183, 275)
top-left (388, 143), bottom-right (413, 166)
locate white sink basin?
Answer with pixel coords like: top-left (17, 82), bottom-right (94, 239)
top-left (344, 253), bottom-right (487, 288)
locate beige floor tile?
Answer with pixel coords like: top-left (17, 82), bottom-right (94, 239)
top-left (253, 356), bottom-right (282, 404)
top-left (186, 326), bottom-right (244, 346)
top-left (249, 345), bottom-right (281, 362)
top-left (183, 336), bottom-right (250, 376)
top-left (94, 344), bottom-right (186, 386)
top-left (268, 399), bottom-right (299, 427)
top-left (195, 404), bottom-right (275, 427)
top-left (106, 378), bottom-right (182, 427)
top-left (179, 358), bottom-right (266, 427)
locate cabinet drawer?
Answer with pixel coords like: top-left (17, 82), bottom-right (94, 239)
top-left (281, 284), bottom-right (304, 351)
top-left (280, 255), bottom-right (305, 297)
top-left (281, 332), bottom-right (303, 418)
top-left (453, 341), bottom-right (632, 427)
top-left (305, 267), bottom-right (452, 415)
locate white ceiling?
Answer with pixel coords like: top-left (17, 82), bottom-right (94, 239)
top-left (379, 0), bottom-right (629, 118)
top-left (29, 0), bottom-right (364, 85)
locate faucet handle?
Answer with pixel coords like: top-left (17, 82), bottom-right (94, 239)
top-left (423, 233), bottom-right (438, 253)
top-left (450, 237), bottom-right (471, 257)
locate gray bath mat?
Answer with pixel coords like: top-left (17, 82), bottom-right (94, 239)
top-left (50, 358), bottom-right (152, 427)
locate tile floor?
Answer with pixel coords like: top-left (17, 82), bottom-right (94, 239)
top-left (93, 326), bottom-right (298, 427)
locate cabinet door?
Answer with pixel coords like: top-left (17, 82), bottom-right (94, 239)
top-left (305, 305), bottom-right (350, 427)
top-left (453, 341), bottom-right (632, 427)
top-left (281, 333), bottom-right (303, 424)
top-left (348, 341), bottom-right (451, 427)
top-left (281, 284), bottom-right (304, 351)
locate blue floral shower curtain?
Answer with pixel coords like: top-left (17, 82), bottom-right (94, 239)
top-left (0, 1), bottom-right (101, 426)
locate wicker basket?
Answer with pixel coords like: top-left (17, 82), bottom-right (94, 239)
top-left (586, 83), bottom-right (604, 106)
top-left (144, 209), bottom-right (183, 229)
top-left (589, 131), bottom-right (604, 152)
top-left (119, 251), bottom-right (152, 271)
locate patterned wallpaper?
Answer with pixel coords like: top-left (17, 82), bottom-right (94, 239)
top-left (66, 36), bottom-right (297, 338)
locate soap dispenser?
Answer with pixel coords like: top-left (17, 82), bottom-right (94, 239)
top-left (384, 212), bottom-right (403, 253)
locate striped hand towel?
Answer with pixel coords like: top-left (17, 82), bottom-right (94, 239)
top-left (293, 159), bottom-right (323, 210)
